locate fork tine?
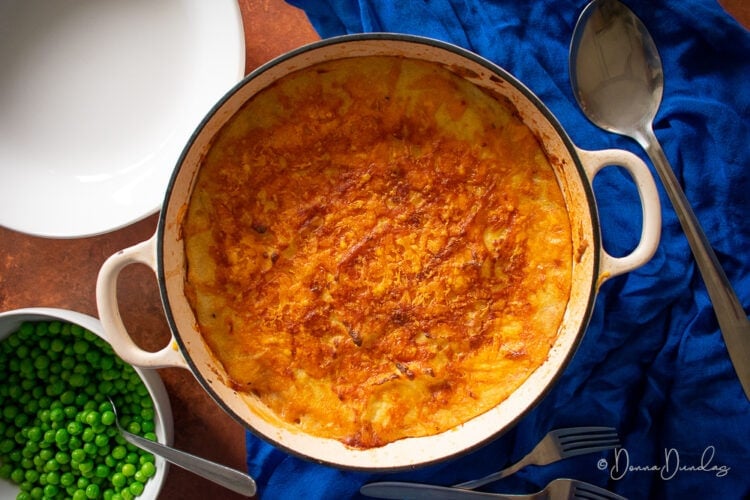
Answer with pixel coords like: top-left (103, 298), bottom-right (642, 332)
top-left (571, 480), bottom-right (627, 500)
top-left (560, 434), bottom-right (620, 447)
top-left (561, 444), bottom-right (620, 459)
top-left (554, 427), bottom-right (620, 455)
top-left (553, 426), bottom-right (617, 438)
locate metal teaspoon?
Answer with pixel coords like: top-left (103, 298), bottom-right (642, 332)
top-left (569, 0), bottom-right (750, 399)
top-left (108, 398), bottom-right (257, 497)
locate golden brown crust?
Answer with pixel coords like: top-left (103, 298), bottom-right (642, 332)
top-left (183, 56), bottom-right (572, 448)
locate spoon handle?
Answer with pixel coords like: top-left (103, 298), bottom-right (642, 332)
top-left (636, 125), bottom-right (750, 398)
top-left (121, 429), bottom-right (257, 497)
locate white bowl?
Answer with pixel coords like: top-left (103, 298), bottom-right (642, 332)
top-left (0, 307), bottom-right (173, 500)
top-left (0, 0), bottom-right (245, 238)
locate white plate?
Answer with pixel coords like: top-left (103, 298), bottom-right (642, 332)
top-left (0, 0), bottom-right (245, 238)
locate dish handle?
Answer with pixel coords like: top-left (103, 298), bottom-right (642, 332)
top-left (96, 234), bottom-right (189, 369)
top-left (577, 147), bottom-right (661, 284)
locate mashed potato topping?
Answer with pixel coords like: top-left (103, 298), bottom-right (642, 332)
top-left (182, 56), bottom-right (572, 449)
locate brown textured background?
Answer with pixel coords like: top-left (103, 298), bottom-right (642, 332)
top-left (0, 1), bottom-right (746, 498)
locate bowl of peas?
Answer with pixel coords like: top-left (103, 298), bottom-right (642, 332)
top-left (0, 308), bottom-right (173, 500)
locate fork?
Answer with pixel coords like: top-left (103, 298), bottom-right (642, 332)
top-left (360, 477), bottom-right (627, 499)
top-left (454, 427), bottom-right (620, 490)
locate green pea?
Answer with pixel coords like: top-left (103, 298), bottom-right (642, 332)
top-left (60, 390), bottom-right (76, 405)
top-left (49, 407), bottom-right (65, 423)
top-left (81, 427), bottom-right (95, 443)
top-left (34, 355), bottom-right (50, 371)
top-left (78, 460), bottom-right (94, 474)
top-left (0, 438), bottom-right (16, 454)
top-left (95, 464), bottom-right (110, 478)
top-left (33, 322), bottom-right (48, 336)
top-left (120, 463), bottom-right (136, 477)
top-left (18, 322), bottom-right (33, 338)
top-left (54, 428), bottom-right (69, 445)
top-left (140, 407), bottom-right (155, 420)
top-left (100, 357), bottom-right (114, 371)
top-left (3, 405), bottom-right (18, 419)
top-left (83, 442), bottom-right (97, 456)
top-left (21, 442), bottom-right (39, 458)
top-left (26, 427), bottom-right (42, 442)
top-left (69, 373), bottom-right (86, 388)
top-left (92, 434), bottom-right (107, 448)
top-left (71, 448), bottom-right (86, 463)
top-left (42, 429), bottom-right (56, 444)
top-left (45, 471), bottom-right (60, 485)
top-left (0, 463), bottom-right (12, 479)
top-left (128, 481), bottom-right (145, 496)
top-left (101, 410), bottom-right (116, 426)
top-left (84, 411), bottom-right (100, 427)
top-left (19, 358), bottom-right (34, 376)
top-left (111, 445), bottom-right (127, 460)
top-left (60, 471), bottom-right (76, 487)
top-left (67, 420), bottom-right (83, 436)
top-left (72, 340), bottom-right (89, 355)
top-left (111, 471), bottom-right (127, 488)
top-left (44, 459), bottom-right (60, 472)
top-left (23, 399), bottom-right (39, 415)
top-left (14, 415), bottom-right (29, 430)
top-left (67, 435), bottom-right (82, 452)
top-left (61, 356), bottom-right (76, 370)
top-left (55, 450), bottom-right (70, 465)
top-left (86, 484), bottom-right (99, 498)
top-left (8, 384), bottom-right (23, 399)
top-left (11, 468), bottom-right (25, 483)
top-left (133, 469), bottom-right (147, 483)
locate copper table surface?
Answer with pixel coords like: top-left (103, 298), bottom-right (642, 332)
top-left (0, 1), bottom-right (746, 499)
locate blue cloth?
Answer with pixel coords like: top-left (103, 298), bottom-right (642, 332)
top-left (246, 1), bottom-right (750, 498)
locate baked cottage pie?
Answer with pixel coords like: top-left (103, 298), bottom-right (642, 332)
top-left (182, 56), bottom-right (572, 449)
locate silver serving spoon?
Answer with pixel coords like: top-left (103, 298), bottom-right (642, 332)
top-left (108, 398), bottom-right (257, 497)
top-left (569, 0), bottom-right (750, 400)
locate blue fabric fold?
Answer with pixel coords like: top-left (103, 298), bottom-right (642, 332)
top-left (246, 1), bottom-right (750, 498)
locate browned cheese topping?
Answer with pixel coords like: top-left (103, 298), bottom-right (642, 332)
top-left (182, 56), bottom-right (572, 449)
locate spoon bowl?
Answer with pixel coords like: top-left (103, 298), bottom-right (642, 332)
top-left (570, 0), bottom-right (663, 139)
top-left (569, 0), bottom-right (750, 400)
